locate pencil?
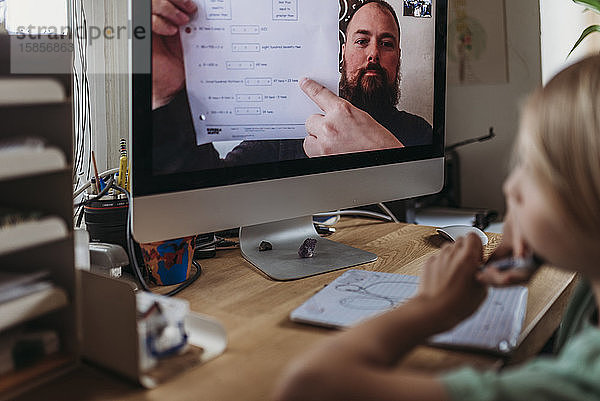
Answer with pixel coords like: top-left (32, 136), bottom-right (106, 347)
top-left (118, 138), bottom-right (128, 189)
top-left (91, 150), bottom-right (101, 194)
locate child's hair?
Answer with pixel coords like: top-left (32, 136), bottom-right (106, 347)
top-left (517, 55), bottom-right (600, 236)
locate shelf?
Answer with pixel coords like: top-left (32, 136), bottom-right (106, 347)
top-left (0, 146), bottom-right (67, 182)
top-left (0, 353), bottom-right (75, 396)
top-left (0, 78), bottom-right (65, 107)
top-left (0, 216), bottom-right (68, 257)
top-left (0, 286), bottom-right (68, 332)
top-left (0, 56), bottom-right (76, 399)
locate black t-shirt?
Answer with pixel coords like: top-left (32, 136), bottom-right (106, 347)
top-left (152, 91), bottom-right (432, 174)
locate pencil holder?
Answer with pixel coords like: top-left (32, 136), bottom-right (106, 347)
top-left (84, 197), bottom-right (128, 250)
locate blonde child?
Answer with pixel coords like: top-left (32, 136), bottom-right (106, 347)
top-left (273, 55), bottom-right (600, 401)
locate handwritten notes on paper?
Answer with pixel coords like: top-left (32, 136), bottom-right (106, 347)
top-left (180, 0), bottom-right (340, 145)
top-left (291, 270), bottom-right (528, 353)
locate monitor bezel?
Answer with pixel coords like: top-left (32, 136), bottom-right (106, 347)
top-left (131, 0), bottom-right (447, 198)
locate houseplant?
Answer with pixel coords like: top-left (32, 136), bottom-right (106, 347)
top-left (570, 0), bottom-right (600, 55)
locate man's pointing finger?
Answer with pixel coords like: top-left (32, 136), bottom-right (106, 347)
top-left (299, 77), bottom-right (339, 113)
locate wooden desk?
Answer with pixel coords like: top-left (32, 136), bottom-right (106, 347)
top-left (17, 220), bottom-right (576, 401)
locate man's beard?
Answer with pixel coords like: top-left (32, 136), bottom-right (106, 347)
top-left (339, 62), bottom-right (400, 117)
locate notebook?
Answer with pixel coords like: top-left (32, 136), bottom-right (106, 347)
top-left (291, 269), bottom-right (528, 354)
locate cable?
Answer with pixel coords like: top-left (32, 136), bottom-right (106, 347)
top-left (73, 167), bottom-right (119, 199)
top-left (215, 239), bottom-right (238, 249)
top-left (377, 203), bottom-right (400, 223)
top-left (72, 0), bottom-right (93, 199)
top-left (75, 204), bottom-right (85, 228)
top-left (314, 209), bottom-right (393, 222)
top-left (313, 214), bottom-right (340, 226)
top-left (165, 260), bottom-right (202, 296)
top-left (196, 236), bottom-right (239, 250)
top-left (73, 175), bottom-right (115, 210)
top-left (74, 174), bottom-right (117, 226)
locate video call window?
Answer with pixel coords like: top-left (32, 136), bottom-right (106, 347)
top-left (150, 0), bottom-right (439, 178)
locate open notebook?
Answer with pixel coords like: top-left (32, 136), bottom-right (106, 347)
top-left (291, 269), bottom-right (528, 354)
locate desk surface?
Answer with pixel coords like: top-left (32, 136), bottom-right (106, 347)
top-left (18, 220), bottom-right (576, 401)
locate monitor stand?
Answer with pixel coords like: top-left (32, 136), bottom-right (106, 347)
top-left (239, 216), bottom-right (377, 281)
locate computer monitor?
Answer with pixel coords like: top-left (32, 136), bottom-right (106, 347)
top-left (130, 0), bottom-right (446, 280)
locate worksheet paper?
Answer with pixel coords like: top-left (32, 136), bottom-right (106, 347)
top-left (291, 270), bottom-right (528, 354)
top-left (180, 0), bottom-right (340, 145)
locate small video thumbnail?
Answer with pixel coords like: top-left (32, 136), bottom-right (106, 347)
top-left (403, 0), bottom-right (432, 18)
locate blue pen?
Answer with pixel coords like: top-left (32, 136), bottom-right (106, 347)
top-left (479, 254), bottom-right (543, 272)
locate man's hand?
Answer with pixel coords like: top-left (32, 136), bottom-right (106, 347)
top-left (477, 209), bottom-right (537, 286)
top-left (416, 233), bottom-right (487, 331)
top-left (299, 78), bottom-right (404, 157)
top-left (152, 0), bottom-right (197, 109)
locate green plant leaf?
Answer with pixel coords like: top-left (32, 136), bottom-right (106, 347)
top-left (573, 0), bottom-right (600, 14)
top-left (569, 24), bottom-right (600, 56)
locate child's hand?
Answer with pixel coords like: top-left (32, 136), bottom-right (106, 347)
top-left (416, 233), bottom-right (487, 330)
top-left (477, 210), bottom-right (538, 286)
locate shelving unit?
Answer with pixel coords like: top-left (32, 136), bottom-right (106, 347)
top-left (0, 34), bottom-right (77, 400)
top-left (0, 146), bottom-right (67, 181)
top-left (0, 286), bottom-right (69, 331)
top-left (0, 216), bottom-right (68, 257)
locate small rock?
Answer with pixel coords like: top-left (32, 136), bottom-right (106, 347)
top-left (298, 238), bottom-right (318, 258)
top-left (258, 241), bottom-right (273, 251)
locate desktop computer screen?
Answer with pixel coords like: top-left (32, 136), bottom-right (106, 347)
top-left (131, 0), bottom-right (447, 280)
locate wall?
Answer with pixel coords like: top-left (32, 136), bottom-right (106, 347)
top-left (396, 0), bottom-right (435, 124)
top-left (540, 0), bottom-right (600, 84)
top-left (80, 0), bottom-right (129, 173)
top-left (451, 0), bottom-right (600, 214)
top-left (446, 0), bottom-right (542, 214)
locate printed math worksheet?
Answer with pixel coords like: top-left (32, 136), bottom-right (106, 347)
top-left (180, 0), bottom-right (339, 145)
